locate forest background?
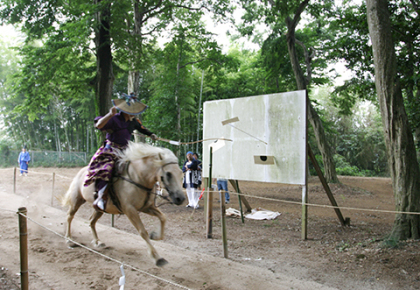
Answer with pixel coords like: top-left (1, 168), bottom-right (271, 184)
top-left (0, 0), bottom-right (418, 179)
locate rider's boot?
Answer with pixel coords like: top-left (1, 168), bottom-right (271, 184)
top-left (93, 184), bottom-right (108, 212)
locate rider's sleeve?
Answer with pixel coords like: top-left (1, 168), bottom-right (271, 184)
top-left (134, 119), bottom-right (153, 136)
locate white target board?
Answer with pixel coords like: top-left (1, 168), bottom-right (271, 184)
top-left (202, 90), bottom-right (307, 185)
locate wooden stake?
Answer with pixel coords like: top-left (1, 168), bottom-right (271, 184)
top-left (220, 190), bottom-right (228, 258)
top-left (307, 144), bottom-right (348, 226)
top-left (18, 207), bottom-right (29, 290)
top-left (13, 167), bottom-right (16, 193)
top-left (206, 147), bottom-right (213, 239)
top-left (229, 180), bottom-right (252, 213)
top-left (51, 172), bottom-right (55, 206)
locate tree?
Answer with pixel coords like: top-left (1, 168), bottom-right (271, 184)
top-left (145, 11), bottom-right (228, 154)
top-left (238, 0), bottom-right (339, 182)
top-left (326, 0), bottom-right (420, 150)
top-left (366, 0), bottom-right (420, 240)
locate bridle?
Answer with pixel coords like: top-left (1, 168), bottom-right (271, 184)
top-left (111, 160), bottom-right (180, 212)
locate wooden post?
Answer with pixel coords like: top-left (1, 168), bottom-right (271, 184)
top-left (18, 207), bottom-right (29, 290)
top-left (14, 167), bottom-right (16, 194)
top-left (302, 185), bottom-right (308, 240)
top-left (206, 147), bottom-right (213, 239)
top-left (220, 189), bottom-right (228, 258)
top-left (51, 172), bottom-right (55, 206)
top-left (229, 180), bottom-right (252, 213)
top-left (202, 177), bottom-right (208, 214)
top-left (307, 145), bottom-right (348, 226)
top-left (111, 214), bottom-right (115, 227)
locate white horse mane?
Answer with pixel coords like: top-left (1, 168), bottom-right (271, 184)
top-left (117, 141), bottom-right (177, 165)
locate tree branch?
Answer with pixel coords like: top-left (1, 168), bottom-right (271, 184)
top-left (295, 39), bottom-right (315, 84)
top-left (287, 0), bottom-right (310, 31)
top-left (179, 57), bottom-right (222, 69)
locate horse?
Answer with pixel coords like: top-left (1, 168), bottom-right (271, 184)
top-left (61, 142), bottom-right (186, 266)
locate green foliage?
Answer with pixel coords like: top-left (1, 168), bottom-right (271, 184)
top-left (326, 0), bottom-right (420, 150)
top-left (309, 87), bottom-right (388, 177)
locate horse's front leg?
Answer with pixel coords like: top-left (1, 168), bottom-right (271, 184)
top-left (65, 197), bottom-right (85, 246)
top-left (89, 210), bottom-right (105, 247)
top-left (144, 207), bottom-right (166, 240)
top-left (125, 207), bottom-right (168, 267)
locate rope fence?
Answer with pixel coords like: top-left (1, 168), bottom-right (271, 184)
top-left (218, 189), bottom-right (420, 216)
top-left (0, 208), bottom-right (191, 290)
top-left (6, 164), bottom-right (418, 216)
top-left (1, 166), bottom-right (416, 289)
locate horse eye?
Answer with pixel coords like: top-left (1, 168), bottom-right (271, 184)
top-left (165, 172), bottom-right (172, 181)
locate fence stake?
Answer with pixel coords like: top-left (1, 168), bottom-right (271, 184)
top-left (220, 190), bottom-right (228, 258)
top-left (18, 207), bottom-right (29, 290)
top-left (14, 167), bottom-right (16, 193)
top-left (206, 147), bottom-right (213, 239)
top-left (51, 172), bottom-right (55, 206)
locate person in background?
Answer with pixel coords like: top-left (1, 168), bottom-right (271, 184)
top-left (193, 152), bottom-right (202, 190)
top-left (217, 178), bottom-right (230, 204)
top-left (183, 151), bottom-right (200, 208)
top-left (83, 92), bottom-right (158, 212)
top-left (17, 145), bottom-right (31, 176)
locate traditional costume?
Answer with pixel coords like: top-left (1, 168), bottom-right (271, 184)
top-left (17, 146), bottom-right (31, 176)
top-left (84, 93), bottom-right (157, 211)
top-left (182, 151), bottom-right (201, 208)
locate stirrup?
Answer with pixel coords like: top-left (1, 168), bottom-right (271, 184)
top-left (93, 185), bottom-right (108, 212)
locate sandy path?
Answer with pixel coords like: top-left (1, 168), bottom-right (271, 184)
top-left (0, 190), bottom-right (337, 290)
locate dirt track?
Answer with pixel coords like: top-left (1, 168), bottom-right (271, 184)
top-left (1, 167), bottom-right (419, 290)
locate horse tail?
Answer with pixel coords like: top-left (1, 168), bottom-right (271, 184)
top-left (60, 168), bottom-right (84, 207)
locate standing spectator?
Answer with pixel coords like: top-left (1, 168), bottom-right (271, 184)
top-left (17, 145), bottom-right (31, 176)
top-left (183, 151), bottom-right (200, 208)
top-left (217, 178), bottom-right (230, 204)
top-left (193, 152), bottom-right (202, 190)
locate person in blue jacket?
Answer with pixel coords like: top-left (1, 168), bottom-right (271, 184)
top-left (17, 146), bottom-right (31, 176)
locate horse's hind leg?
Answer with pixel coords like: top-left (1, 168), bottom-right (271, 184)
top-left (65, 197), bottom-right (86, 245)
top-left (144, 207), bottom-right (166, 240)
top-left (89, 211), bottom-right (105, 247)
top-left (125, 208), bottom-right (168, 267)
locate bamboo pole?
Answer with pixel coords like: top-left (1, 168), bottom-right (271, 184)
top-left (13, 167), bottom-right (17, 193)
top-left (51, 172), bottom-right (55, 206)
top-left (18, 207), bottom-right (29, 290)
top-left (220, 189), bottom-right (228, 258)
top-left (229, 179), bottom-right (252, 214)
top-left (206, 147), bottom-right (213, 239)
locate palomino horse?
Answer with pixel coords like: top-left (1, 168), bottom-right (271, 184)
top-left (61, 142), bottom-right (185, 266)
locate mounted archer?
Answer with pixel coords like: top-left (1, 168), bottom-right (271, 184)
top-left (84, 92), bottom-right (158, 211)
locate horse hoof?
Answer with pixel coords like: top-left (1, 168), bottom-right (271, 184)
top-left (92, 240), bottom-right (106, 248)
top-left (66, 239), bottom-right (77, 248)
top-left (156, 258), bottom-right (168, 267)
top-left (150, 231), bottom-right (159, 240)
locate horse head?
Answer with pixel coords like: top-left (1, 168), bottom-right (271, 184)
top-left (156, 151), bottom-right (185, 205)
top-left (117, 142), bottom-right (185, 206)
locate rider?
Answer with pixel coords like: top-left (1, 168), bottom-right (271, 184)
top-left (84, 92), bottom-right (158, 212)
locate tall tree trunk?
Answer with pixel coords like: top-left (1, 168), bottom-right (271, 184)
top-left (128, 0), bottom-right (142, 95)
top-left (367, 0), bottom-right (420, 240)
top-left (285, 2), bottom-right (338, 183)
top-left (129, 1), bottom-right (144, 143)
top-left (95, 0), bottom-right (114, 116)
